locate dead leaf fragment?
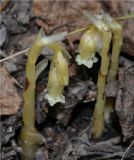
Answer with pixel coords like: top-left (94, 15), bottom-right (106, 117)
top-left (32, 0), bottom-right (101, 33)
top-left (115, 67), bottom-right (134, 140)
top-left (0, 67), bottom-right (22, 115)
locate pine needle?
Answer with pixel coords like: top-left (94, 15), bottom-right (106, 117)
top-left (0, 48), bottom-right (29, 63)
top-left (121, 140), bottom-right (134, 160)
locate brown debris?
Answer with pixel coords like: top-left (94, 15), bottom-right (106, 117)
top-left (33, 0), bottom-right (134, 56)
top-left (32, 0), bottom-right (101, 34)
top-left (1, 1), bottom-right (134, 159)
top-left (61, 137), bottom-right (129, 160)
top-left (115, 66), bottom-right (134, 141)
top-left (105, 57), bottom-right (134, 140)
top-left (105, 80), bottom-right (118, 97)
top-left (0, 67), bottom-right (22, 115)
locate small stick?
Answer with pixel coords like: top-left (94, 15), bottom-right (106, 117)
top-left (0, 48), bottom-right (29, 63)
top-left (115, 14), bottom-right (134, 20)
top-left (121, 140), bottom-right (134, 160)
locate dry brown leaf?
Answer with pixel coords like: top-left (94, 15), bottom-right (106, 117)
top-left (32, 0), bottom-right (101, 33)
top-left (0, 67), bottom-right (22, 115)
top-left (115, 67), bottom-right (134, 140)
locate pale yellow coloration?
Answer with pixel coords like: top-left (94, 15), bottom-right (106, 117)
top-left (105, 15), bottom-right (123, 123)
top-left (76, 53), bottom-right (98, 68)
top-left (20, 11), bottom-right (125, 159)
top-left (93, 31), bottom-right (112, 138)
top-left (83, 11), bottom-right (123, 138)
top-left (45, 42), bottom-right (69, 106)
top-left (49, 43), bottom-right (69, 86)
top-left (45, 64), bottom-right (65, 106)
top-left (75, 15), bottom-right (112, 138)
top-left (20, 30), bottom-right (67, 160)
top-left (76, 26), bottom-right (102, 68)
top-left (21, 32), bottom-right (46, 160)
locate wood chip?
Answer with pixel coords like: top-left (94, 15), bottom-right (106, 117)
top-left (0, 67), bottom-right (22, 115)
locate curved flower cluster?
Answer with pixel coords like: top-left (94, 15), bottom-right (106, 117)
top-left (45, 43), bottom-right (69, 106)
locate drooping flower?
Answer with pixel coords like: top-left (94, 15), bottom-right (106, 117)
top-left (45, 64), bottom-right (65, 106)
top-left (45, 42), bottom-right (69, 106)
top-left (53, 44), bottom-right (69, 86)
top-left (76, 26), bottom-right (102, 68)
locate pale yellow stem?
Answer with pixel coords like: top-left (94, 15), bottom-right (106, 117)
top-left (93, 31), bottom-right (111, 138)
top-left (21, 34), bottom-right (45, 160)
top-left (20, 31), bottom-right (66, 160)
top-left (105, 20), bottom-right (123, 123)
top-left (107, 22), bottom-right (123, 81)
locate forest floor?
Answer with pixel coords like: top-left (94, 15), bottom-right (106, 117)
top-left (0, 0), bottom-right (134, 160)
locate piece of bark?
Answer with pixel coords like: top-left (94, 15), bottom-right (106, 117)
top-left (105, 81), bottom-right (118, 97)
top-left (0, 67), bottom-right (22, 115)
top-left (61, 137), bottom-right (134, 160)
top-left (115, 67), bottom-right (134, 141)
top-left (0, 113), bottom-right (21, 145)
top-left (0, 23), bottom-right (7, 47)
top-left (105, 57), bottom-right (134, 140)
top-left (1, 147), bottom-right (18, 160)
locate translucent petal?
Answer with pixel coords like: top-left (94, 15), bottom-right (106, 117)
top-left (76, 55), bottom-right (93, 68)
top-left (35, 59), bottom-right (48, 80)
top-left (45, 93), bottom-right (65, 106)
top-left (93, 56), bottom-right (98, 63)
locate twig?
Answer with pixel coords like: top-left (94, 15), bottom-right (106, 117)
top-left (48, 21), bottom-right (74, 35)
top-left (115, 14), bottom-right (134, 20)
top-left (0, 48), bottom-right (29, 63)
top-left (121, 140), bottom-right (134, 160)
